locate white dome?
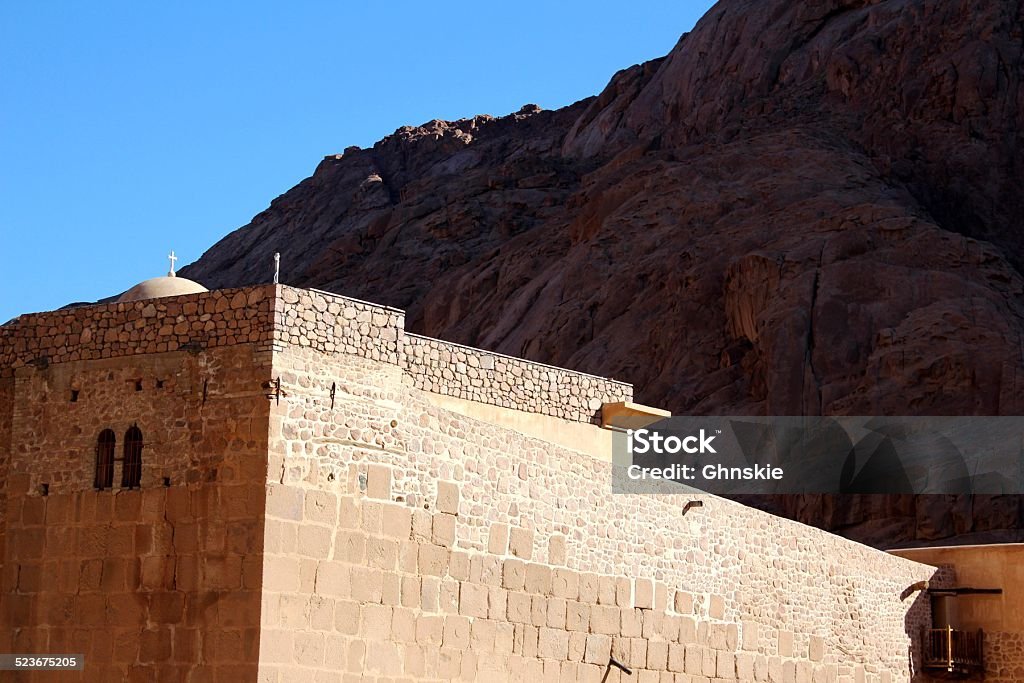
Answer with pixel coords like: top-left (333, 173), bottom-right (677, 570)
top-left (117, 275), bottom-right (208, 302)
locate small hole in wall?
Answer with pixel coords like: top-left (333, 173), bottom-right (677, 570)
top-left (135, 380), bottom-right (143, 391)
top-left (162, 477), bottom-right (171, 487)
top-left (390, 419), bottom-right (398, 428)
top-left (357, 472), bottom-right (367, 492)
top-left (40, 483), bottom-right (49, 497)
top-left (156, 379), bottom-right (165, 389)
top-left (70, 389), bottom-right (79, 402)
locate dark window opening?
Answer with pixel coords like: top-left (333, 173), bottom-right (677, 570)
top-left (95, 429), bottom-right (115, 489)
top-left (122, 425), bottom-right (143, 488)
top-left (134, 379), bottom-right (143, 391)
top-left (156, 379), bottom-right (164, 389)
top-left (70, 389), bottom-right (79, 402)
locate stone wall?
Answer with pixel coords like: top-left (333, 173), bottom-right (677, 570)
top-left (261, 344), bottom-right (937, 682)
top-left (986, 631), bottom-right (1024, 682)
top-left (0, 377), bottom-right (13, 598)
top-left (403, 334), bottom-right (632, 424)
top-left (0, 344), bottom-right (272, 681)
top-left (272, 285), bottom-right (633, 423)
top-left (0, 286), bottom-right (277, 378)
top-left (273, 287), bottom-right (404, 365)
top-left (0, 284), bottom-right (634, 427)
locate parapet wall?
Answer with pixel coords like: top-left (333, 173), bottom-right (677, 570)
top-left (1, 284), bottom-right (632, 425)
top-left (402, 334), bottom-right (630, 423)
top-left (273, 286), bottom-right (632, 423)
top-left (0, 286), bottom-right (278, 377)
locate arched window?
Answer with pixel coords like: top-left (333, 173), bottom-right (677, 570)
top-left (95, 429), bottom-right (115, 489)
top-left (122, 426), bottom-right (143, 488)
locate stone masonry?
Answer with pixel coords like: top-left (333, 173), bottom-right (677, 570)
top-left (0, 285), bottom-right (943, 681)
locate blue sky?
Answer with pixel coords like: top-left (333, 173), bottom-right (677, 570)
top-left (0, 1), bottom-right (715, 322)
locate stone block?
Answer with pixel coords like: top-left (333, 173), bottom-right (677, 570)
top-left (443, 615), bottom-right (471, 649)
top-left (488, 523), bottom-right (509, 555)
top-left (709, 594), bottom-right (725, 620)
top-left (717, 651), bottom-right (736, 679)
top-left (315, 565), bottom-right (352, 593)
top-left (635, 578), bottom-right (654, 609)
top-left (380, 504), bottom-right (411, 540)
top-left (589, 605), bottom-right (620, 635)
top-left (509, 527), bottom-right (533, 559)
top-left (678, 616), bottom-right (696, 643)
top-left (418, 544), bottom-right (449, 577)
top-left (548, 534), bottom-right (567, 565)
top-left (779, 630), bottom-right (794, 658)
top-left (304, 490), bottom-right (337, 525)
top-left (401, 575), bottom-right (420, 608)
top-left (411, 510), bottom-right (432, 542)
top-left (684, 645), bottom-right (703, 675)
top-left (349, 566), bottom-right (383, 603)
top-left (552, 568), bottom-right (580, 600)
top-left (365, 537), bottom-right (398, 570)
top-left (547, 598), bottom-right (567, 629)
top-left (508, 592), bottom-right (532, 624)
top-left (432, 513), bottom-right (457, 547)
top-left (621, 607), bottom-right (643, 637)
top-left (298, 525), bottom-right (331, 559)
top-left (421, 576), bottom-right (440, 612)
top-left (742, 621), bottom-right (760, 651)
top-left (449, 551), bottom-right (470, 581)
top-left (333, 529), bottom-right (365, 564)
top-left (578, 573), bottom-right (600, 604)
top-left (382, 571), bottom-right (401, 605)
top-left (565, 602), bottom-right (589, 634)
top-left (361, 604), bottom-right (392, 639)
top-left (668, 643), bottom-right (686, 672)
top-left (531, 594), bottom-right (548, 627)
top-left (525, 563), bottom-right (552, 594)
top-left (488, 586), bottom-right (508, 620)
top-left (809, 635), bottom-right (825, 662)
top-left (459, 582), bottom-right (489, 618)
top-left (647, 641), bottom-right (668, 670)
top-left (415, 615), bottom-right (444, 646)
top-left (436, 481), bottom-right (459, 515)
top-left (583, 634), bottom-right (611, 665)
top-left (538, 628), bottom-right (570, 660)
top-left (503, 559), bottom-right (527, 591)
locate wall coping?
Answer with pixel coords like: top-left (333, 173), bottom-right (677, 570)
top-left (404, 331), bottom-right (633, 388)
top-left (2, 284), bottom-right (633, 398)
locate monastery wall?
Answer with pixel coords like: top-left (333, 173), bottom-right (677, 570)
top-left (275, 286), bottom-right (632, 424)
top-left (259, 343), bottom-right (937, 682)
top-left (0, 285), bottom-right (952, 681)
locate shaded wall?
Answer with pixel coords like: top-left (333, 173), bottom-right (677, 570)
top-left (0, 338), bottom-right (271, 681)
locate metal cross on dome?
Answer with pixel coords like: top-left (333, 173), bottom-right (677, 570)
top-left (168, 251), bottom-right (177, 277)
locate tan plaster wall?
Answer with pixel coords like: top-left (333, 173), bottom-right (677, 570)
top-left (890, 544), bottom-right (1024, 682)
top-left (0, 344), bottom-right (271, 681)
top-left (423, 393), bottom-right (614, 461)
top-left (259, 344), bottom-right (937, 682)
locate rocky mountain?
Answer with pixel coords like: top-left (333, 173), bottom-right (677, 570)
top-left (182, 0), bottom-right (1024, 548)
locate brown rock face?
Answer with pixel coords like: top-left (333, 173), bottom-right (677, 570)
top-left (182, 0), bottom-right (1024, 547)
